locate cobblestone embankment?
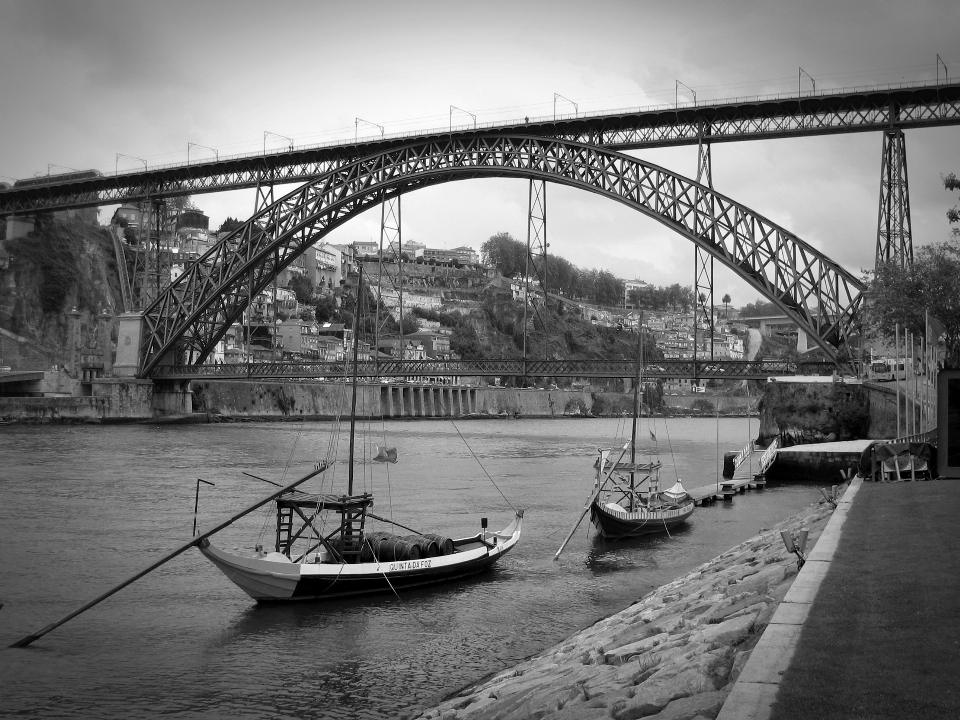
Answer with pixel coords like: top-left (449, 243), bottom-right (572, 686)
top-left (415, 496), bottom-right (838, 720)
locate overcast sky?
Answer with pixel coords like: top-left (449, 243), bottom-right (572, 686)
top-left (2, 0), bottom-right (958, 307)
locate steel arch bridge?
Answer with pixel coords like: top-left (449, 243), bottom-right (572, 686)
top-left (139, 134), bottom-right (863, 376)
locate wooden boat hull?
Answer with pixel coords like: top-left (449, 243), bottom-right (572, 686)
top-left (590, 500), bottom-right (693, 538)
top-left (200, 513), bottom-right (523, 602)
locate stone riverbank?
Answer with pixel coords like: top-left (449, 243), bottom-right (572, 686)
top-left (414, 494), bottom-right (839, 720)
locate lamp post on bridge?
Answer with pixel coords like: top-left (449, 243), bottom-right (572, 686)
top-left (263, 131), bottom-right (294, 155)
top-left (355, 118), bottom-right (385, 142)
top-left (115, 153), bottom-right (147, 175)
top-left (187, 142), bottom-right (219, 164)
top-left (799, 67), bottom-right (816, 96)
top-left (676, 81), bottom-right (696, 108)
top-left (449, 105), bottom-right (476, 131)
top-left (553, 93), bottom-right (578, 121)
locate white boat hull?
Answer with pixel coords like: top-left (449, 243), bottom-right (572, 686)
top-left (200, 513), bottom-right (523, 601)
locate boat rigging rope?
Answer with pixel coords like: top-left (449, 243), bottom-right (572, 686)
top-left (450, 420), bottom-right (517, 513)
top-left (362, 537), bottom-right (435, 627)
top-left (662, 416), bottom-right (681, 485)
top-left (279, 426), bottom-right (304, 484)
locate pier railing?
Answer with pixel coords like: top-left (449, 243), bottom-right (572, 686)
top-left (758, 437), bottom-right (780, 474)
top-left (731, 440), bottom-right (754, 470)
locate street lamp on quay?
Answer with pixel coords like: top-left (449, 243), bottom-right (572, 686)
top-left (115, 153), bottom-right (147, 175)
top-left (187, 142), bottom-right (219, 164)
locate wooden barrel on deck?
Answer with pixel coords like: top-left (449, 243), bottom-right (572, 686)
top-left (421, 533), bottom-right (455, 555)
top-left (361, 532), bottom-right (422, 562)
top-left (402, 535), bottom-right (440, 558)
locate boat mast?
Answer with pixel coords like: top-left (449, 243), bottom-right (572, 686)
top-left (629, 312), bottom-right (642, 511)
top-left (347, 265), bottom-right (364, 496)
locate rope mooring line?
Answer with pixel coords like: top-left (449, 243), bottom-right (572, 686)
top-left (450, 420), bottom-right (517, 513)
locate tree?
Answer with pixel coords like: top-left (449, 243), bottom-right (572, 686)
top-left (722, 293), bottom-right (731, 318)
top-left (739, 298), bottom-right (779, 318)
top-left (218, 216), bottom-right (244, 234)
top-left (287, 273), bottom-right (314, 305)
top-left (869, 238), bottom-right (960, 367)
top-left (946, 173), bottom-right (959, 237)
top-left (451, 322), bottom-right (482, 360)
top-left (481, 232), bottom-right (526, 277)
top-left (399, 314), bottom-right (419, 335)
top-left (314, 295), bottom-right (338, 324)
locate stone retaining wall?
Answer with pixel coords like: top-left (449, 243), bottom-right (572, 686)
top-left (190, 380), bottom-right (596, 419)
top-left (415, 497), bottom-right (837, 720)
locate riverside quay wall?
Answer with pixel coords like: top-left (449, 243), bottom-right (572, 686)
top-left (190, 380), bottom-right (596, 419)
top-left (0, 379), bottom-right (754, 422)
top-left (757, 380), bottom-right (899, 445)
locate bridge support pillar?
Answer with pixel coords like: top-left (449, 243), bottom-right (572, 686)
top-left (876, 127), bottom-right (913, 268)
top-left (152, 379), bottom-right (193, 415)
top-left (694, 122), bottom-right (715, 362)
top-left (113, 312), bottom-right (144, 377)
top-left (5, 214), bottom-right (36, 240)
top-left (522, 179), bottom-right (547, 380)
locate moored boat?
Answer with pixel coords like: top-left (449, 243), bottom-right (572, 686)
top-left (200, 265), bottom-right (523, 601)
top-left (555, 314), bottom-right (693, 558)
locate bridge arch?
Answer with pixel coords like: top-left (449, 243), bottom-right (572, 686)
top-left (140, 135), bottom-right (864, 375)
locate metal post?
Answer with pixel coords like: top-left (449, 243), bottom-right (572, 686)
top-left (378, 194), bottom-right (402, 357)
top-left (193, 478), bottom-right (215, 537)
top-left (895, 323), bottom-right (901, 437)
top-left (694, 120), bottom-right (715, 362)
top-left (449, 105), bottom-right (476, 131)
top-left (553, 93), bottom-right (578, 120)
top-left (876, 127), bottom-right (913, 269)
top-left (524, 178), bottom-right (547, 385)
top-left (676, 81), bottom-right (696, 108)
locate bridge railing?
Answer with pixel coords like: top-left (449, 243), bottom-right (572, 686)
top-left (3, 79), bottom-right (953, 185)
top-left (149, 358), bottom-right (838, 380)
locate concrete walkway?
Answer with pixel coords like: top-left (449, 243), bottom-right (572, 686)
top-left (716, 477), bottom-right (862, 720)
top-left (719, 475), bottom-right (960, 719)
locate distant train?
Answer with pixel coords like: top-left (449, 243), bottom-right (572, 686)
top-left (13, 169), bottom-right (103, 188)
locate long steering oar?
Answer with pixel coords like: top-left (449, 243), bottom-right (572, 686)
top-left (554, 441), bottom-right (630, 560)
top-left (10, 464), bottom-right (327, 648)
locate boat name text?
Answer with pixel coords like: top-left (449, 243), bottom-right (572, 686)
top-left (387, 559), bottom-right (433, 571)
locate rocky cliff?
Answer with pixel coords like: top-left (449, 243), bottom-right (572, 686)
top-left (0, 215), bottom-right (120, 371)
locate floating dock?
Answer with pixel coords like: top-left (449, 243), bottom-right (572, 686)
top-left (690, 439), bottom-right (874, 505)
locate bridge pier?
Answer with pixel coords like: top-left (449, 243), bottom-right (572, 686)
top-left (152, 379), bottom-right (193, 415)
top-left (876, 127), bottom-right (913, 267)
top-left (113, 312), bottom-right (144, 377)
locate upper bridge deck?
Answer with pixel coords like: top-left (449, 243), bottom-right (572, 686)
top-left (2, 79), bottom-right (958, 217)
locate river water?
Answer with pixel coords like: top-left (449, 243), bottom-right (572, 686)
top-left (0, 418), bottom-right (821, 719)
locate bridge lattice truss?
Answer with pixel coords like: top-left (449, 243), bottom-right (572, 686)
top-left (151, 359), bottom-right (836, 381)
top-left (139, 135), bottom-right (864, 376)
top-left (0, 83), bottom-right (957, 215)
